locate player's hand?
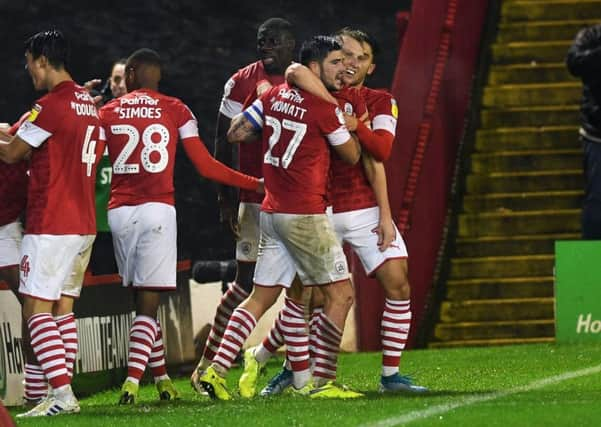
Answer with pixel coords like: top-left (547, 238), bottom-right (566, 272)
top-left (84, 78), bottom-right (102, 92)
top-left (255, 178), bottom-right (265, 194)
top-left (373, 218), bottom-right (395, 252)
top-left (256, 79), bottom-right (272, 96)
top-left (218, 192), bottom-right (240, 239)
top-left (343, 113), bottom-right (358, 131)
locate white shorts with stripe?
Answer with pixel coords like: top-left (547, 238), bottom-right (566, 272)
top-left (236, 202), bottom-right (261, 262)
top-left (108, 202), bottom-right (177, 290)
top-left (254, 212), bottom-right (349, 288)
top-left (0, 221), bottom-right (22, 268)
top-left (19, 234), bottom-right (95, 301)
top-left (332, 206), bottom-right (408, 276)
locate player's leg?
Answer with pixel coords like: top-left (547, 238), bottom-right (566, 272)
top-left (149, 321), bottom-right (179, 400)
top-left (348, 207), bottom-right (426, 393)
top-left (373, 258), bottom-right (427, 393)
top-left (111, 203), bottom-right (178, 404)
top-left (0, 221), bottom-right (46, 404)
top-left (120, 289), bottom-right (161, 404)
top-left (274, 213), bottom-right (360, 397)
top-left (200, 284), bottom-right (283, 400)
top-left (199, 212), bottom-right (292, 400)
top-left (193, 202), bottom-right (259, 381)
top-left (17, 235), bottom-right (86, 417)
top-left (245, 278), bottom-right (306, 397)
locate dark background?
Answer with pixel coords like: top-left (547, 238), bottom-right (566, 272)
top-left (0, 0), bottom-right (411, 261)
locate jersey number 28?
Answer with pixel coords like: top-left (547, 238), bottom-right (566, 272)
top-left (111, 124), bottom-right (170, 174)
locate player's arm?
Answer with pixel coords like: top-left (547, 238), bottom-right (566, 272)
top-left (362, 152), bottom-right (395, 251)
top-left (0, 135), bottom-right (31, 164)
top-left (352, 119), bottom-right (394, 162)
top-left (227, 102), bottom-right (263, 144)
top-left (182, 135), bottom-right (262, 192)
top-left (285, 63), bottom-right (338, 105)
top-left (331, 133), bottom-right (361, 165)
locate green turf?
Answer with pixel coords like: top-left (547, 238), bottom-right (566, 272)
top-left (9, 343), bottom-right (601, 426)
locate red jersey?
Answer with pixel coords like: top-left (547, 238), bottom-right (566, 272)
top-left (100, 89), bottom-right (201, 209)
top-left (245, 83), bottom-right (351, 214)
top-left (15, 81), bottom-right (103, 234)
top-left (220, 60), bottom-right (285, 203)
top-left (328, 88), bottom-right (378, 213)
top-left (0, 114), bottom-right (29, 226)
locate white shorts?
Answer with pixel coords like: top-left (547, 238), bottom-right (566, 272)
top-left (0, 221), bottom-right (22, 268)
top-left (236, 202), bottom-right (261, 262)
top-left (332, 206), bottom-right (408, 276)
top-left (108, 202), bottom-right (177, 290)
top-left (254, 212), bottom-right (349, 288)
top-left (19, 234), bottom-right (95, 301)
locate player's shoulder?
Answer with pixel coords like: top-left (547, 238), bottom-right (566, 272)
top-left (232, 60), bottom-right (264, 81)
top-left (362, 86), bottom-right (393, 102)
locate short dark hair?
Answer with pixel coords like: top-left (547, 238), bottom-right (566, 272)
top-left (24, 29), bottom-right (69, 69)
top-left (258, 17), bottom-right (295, 40)
top-left (126, 48), bottom-right (161, 70)
top-left (299, 36), bottom-right (342, 66)
top-left (336, 27), bottom-right (380, 62)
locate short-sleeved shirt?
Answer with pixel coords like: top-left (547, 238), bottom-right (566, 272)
top-left (244, 83), bottom-right (351, 214)
top-left (328, 87), bottom-right (398, 213)
top-left (220, 60), bottom-right (285, 204)
top-left (16, 81), bottom-right (104, 234)
top-left (100, 89), bottom-right (199, 209)
top-left (0, 113), bottom-right (30, 227)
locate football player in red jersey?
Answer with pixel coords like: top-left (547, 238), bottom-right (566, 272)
top-left (191, 17), bottom-right (296, 386)
top-left (99, 48), bottom-right (263, 405)
top-left (197, 36), bottom-right (365, 400)
top-left (0, 30), bottom-right (105, 417)
top-left (251, 29), bottom-right (428, 395)
top-left (0, 115), bottom-right (50, 405)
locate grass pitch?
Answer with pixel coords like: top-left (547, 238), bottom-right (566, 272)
top-left (9, 343), bottom-right (601, 426)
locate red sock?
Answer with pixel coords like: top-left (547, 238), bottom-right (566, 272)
top-left (202, 282), bottom-right (249, 362)
top-left (213, 308), bottom-right (256, 371)
top-left (149, 321), bottom-right (168, 380)
top-left (126, 315), bottom-right (158, 384)
top-left (28, 313), bottom-right (70, 389)
top-left (55, 313), bottom-right (77, 378)
top-left (381, 299), bottom-right (411, 376)
top-left (23, 363), bottom-right (47, 401)
top-left (312, 312), bottom-right (342, 384)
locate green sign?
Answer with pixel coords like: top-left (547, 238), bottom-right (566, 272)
top-left (555, 241), bottom-right (601, 342)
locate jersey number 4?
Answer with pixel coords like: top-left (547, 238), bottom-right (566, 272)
top-left (110, 124), bottom-right (170, 174)
top-left (264, 116), bottom-right (307, 169)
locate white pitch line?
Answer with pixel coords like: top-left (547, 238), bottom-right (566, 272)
top-left (361, 363), bottom-right (601, 427)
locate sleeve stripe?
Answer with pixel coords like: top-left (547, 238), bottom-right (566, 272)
top-left (219, 99), bottom-right (243, 119)
top-left (15, 121), bottom-right (52, 148)
top-left (372, 114), bottom-right (397, 135)
top-left (326, 126), bottom-right (351, 146)
top-left (179, 119), bottom-right (200, 139)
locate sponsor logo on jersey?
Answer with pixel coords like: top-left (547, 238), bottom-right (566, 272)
top-left (27, 104), bottom-right (42, 122)
top-left (390, 99), bottom-right (398, 119)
